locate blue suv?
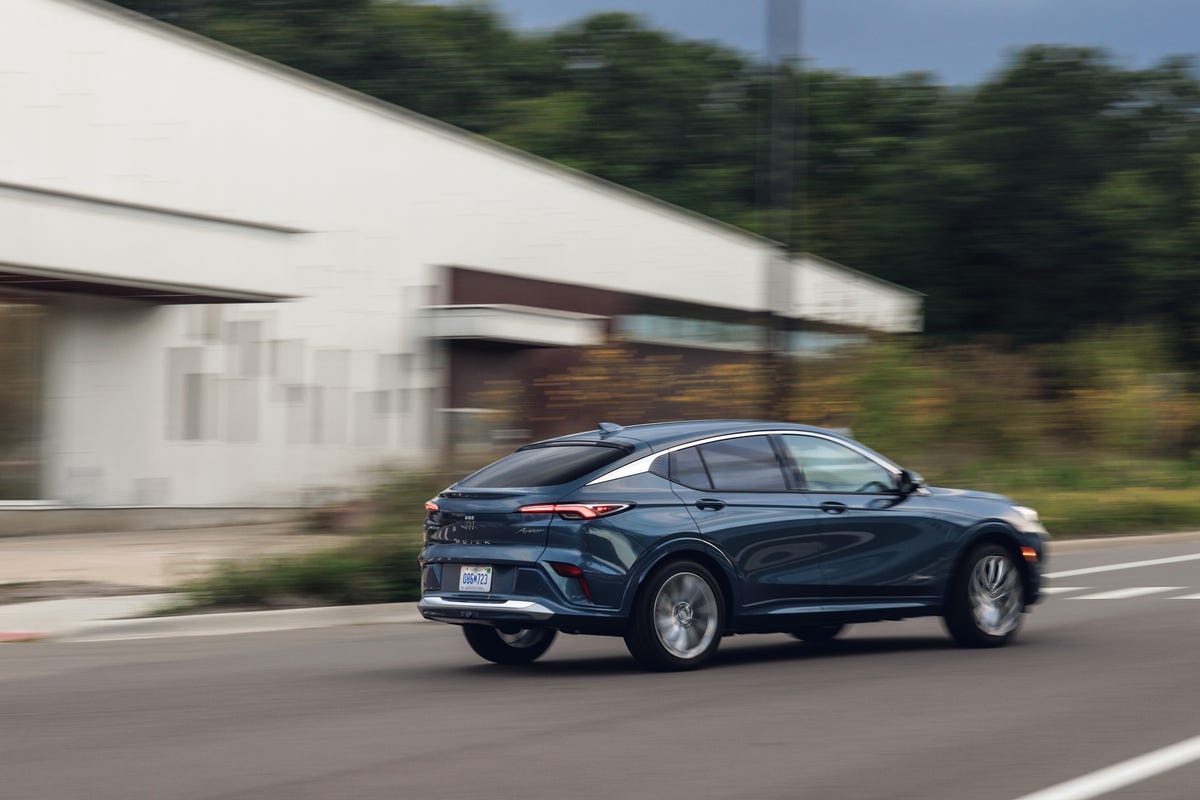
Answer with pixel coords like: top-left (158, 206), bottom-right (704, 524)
top-left (418, 421), bottom-right (1048, 671)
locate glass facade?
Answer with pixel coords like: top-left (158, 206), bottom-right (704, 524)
top-left (616, 314), bottom-right (762, 350)
top-left (616, 313), bottom-right (868, 358)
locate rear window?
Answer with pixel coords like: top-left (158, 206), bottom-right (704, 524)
top-left (457, 445), bottom-right (627, 488)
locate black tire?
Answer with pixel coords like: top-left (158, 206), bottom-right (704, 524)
top-left (790, 623), bottom-right (846, 643)
top-left (462, 624), bottom-right (556, 665)
top-left (944, 543), bottom-right (1024, 648)
top-left (624, 560), bottom-right (725, 671)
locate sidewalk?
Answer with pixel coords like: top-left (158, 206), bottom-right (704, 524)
top-left (4, 526), bottom-right (1199, 645)
top-left (0, 597), bottom-right (423, 643)
top-left (0, 522), bottom-right (371, 642)
top-left (0, 523), bottom-right (357, 588)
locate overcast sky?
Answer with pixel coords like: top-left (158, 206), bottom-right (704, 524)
top-left (485, 0), bottom-right (1200, 85)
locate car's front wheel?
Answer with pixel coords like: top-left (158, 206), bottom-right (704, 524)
top-left (625, 560), bottom-right (725, 671)
top-left (945, 543), bottom-right (1024, 647)
top-left (462, 624), bottom-right (556, 665)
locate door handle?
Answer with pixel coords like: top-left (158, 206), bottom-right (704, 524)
top-left (695, 499), bottom-right (726, 511)
top-left (819, 501), bottom-right (847, 515)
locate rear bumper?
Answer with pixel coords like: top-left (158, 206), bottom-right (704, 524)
top-left (419, 597), bottom-right (554, 621)
top-left (418, 592), bottom-right (627, 635)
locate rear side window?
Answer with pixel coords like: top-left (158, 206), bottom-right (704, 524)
top-left (696, 436), bottom-right (789, 492)
top-left (670, 447), bottom-right (712, 490)
top-left (458, 445), bottom-right (626, 488)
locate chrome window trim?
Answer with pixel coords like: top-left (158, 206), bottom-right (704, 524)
top-left (586, 430), bottom-right (901, 486)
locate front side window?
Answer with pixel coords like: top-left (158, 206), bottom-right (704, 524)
top-left (693, 436), bottom-right (789, 492)
top-left (781, 435), bottom-right (896, 493)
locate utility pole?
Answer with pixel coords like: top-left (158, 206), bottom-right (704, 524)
top-left (763, 0), bottom-right (801, 419)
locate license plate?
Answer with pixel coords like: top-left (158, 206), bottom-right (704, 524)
top-left (458, 565), bottom-right (493, 593)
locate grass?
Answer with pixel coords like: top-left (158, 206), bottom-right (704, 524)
top-left (168, 535), bottom-right (423, 610)
top-left (925, 456), bottom-right (1200, 538)
top-left (1017, 487), bottom-right (1200, 538)
top-left (166, 471), bottom-right (456, 614)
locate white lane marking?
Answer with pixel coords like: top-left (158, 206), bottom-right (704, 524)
top-left (1040, 586), bottom-right (1089, 595)
top-left (1012, 733), bottom-right (1200, 800)
top-left (1045, 552), bottom-right (1200, 579)
top-left (1071, 586), bottom-right (1184, 600)
top-left (1173, 593), bottom-right (1200, 599)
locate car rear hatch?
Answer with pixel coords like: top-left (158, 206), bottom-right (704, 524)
top-left (422, 441), bottom-right (636, 595)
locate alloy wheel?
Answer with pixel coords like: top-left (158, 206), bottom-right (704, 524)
top-left (652, 571), bottom-right (719, 660)
top-left (968, 554), bottom-right (1023, 636)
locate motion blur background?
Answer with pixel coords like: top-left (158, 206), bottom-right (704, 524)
top-left (3, 0), bottom-right (1200, 540)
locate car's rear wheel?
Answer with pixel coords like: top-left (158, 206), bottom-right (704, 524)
top-left (462, 624), bottom-right (556, 665)
top-left (625, 560), bottom-right (725, 671)
top-left (791, 623), bottom-right (846, 643)
top-left (945, 543), bottom-right (1024, 647)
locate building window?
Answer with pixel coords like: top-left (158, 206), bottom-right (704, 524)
top-left (167, 348), bottom-right (216, 441)
top-left (786, 331), bottom-right (868, 358)
top-left (616, 313), bottom-right (762, 351)
top-left (0, 300), bottom-right (43, 499)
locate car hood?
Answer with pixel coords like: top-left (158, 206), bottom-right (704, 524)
top-left (925, 486), bottom-right (1015, 504)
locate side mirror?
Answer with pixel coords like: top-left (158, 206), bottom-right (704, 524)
top-left (897, 469), bottom-right (925, 496)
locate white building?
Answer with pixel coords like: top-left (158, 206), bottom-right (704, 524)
top-left (0, 0), bottom-right (922, 514)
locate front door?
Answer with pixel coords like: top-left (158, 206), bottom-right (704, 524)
top-left (776, 433), bottom-right (951, 603)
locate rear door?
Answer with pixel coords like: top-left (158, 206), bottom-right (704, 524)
top-left (665, 434), bottom-right (832, 616)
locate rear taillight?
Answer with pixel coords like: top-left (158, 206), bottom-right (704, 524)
top-left (517, 503), bottom-right (632, 520)
top-left (424, 500), bottom-right (439, 513)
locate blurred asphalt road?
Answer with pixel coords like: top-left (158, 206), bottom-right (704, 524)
top-left (3, 539), bottom-right (1200, 800)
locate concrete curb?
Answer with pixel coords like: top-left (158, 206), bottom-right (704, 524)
top-left (0, 593), bottom-right (178, 644)
top-left (56, 602), bottom-right (426, 643)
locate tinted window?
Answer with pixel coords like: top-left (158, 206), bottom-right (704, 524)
top-left (670, 447), bottom-right (712, 490)
top-left (459, 445), bottom-right (625, 488)
top-left (781, 436), bottom-right (895, 493)
top-left (696, 436), bottom-right (788, 492)
top-left (649, 454), bottom-right (670, 479)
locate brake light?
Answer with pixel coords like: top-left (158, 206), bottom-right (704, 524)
top-left (424, 501), bottom-right (439, 513)
top-left (517, 503), bottom-right (631, 520)
top-left (550, 562), bottom-right (594, 602)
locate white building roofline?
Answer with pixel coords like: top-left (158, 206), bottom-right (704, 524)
top-left (68, 0), bottom-right (785, 253)
top-left (795, 252), bottom-right (927, 298)
top-left (0, 261), bottom-right (294, 304)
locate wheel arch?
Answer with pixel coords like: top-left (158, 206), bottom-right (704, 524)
top-left (621, 539), bottom-right (738, 623)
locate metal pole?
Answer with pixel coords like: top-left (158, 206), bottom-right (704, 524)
top-left (764, 0), bottom-right (801, 418)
